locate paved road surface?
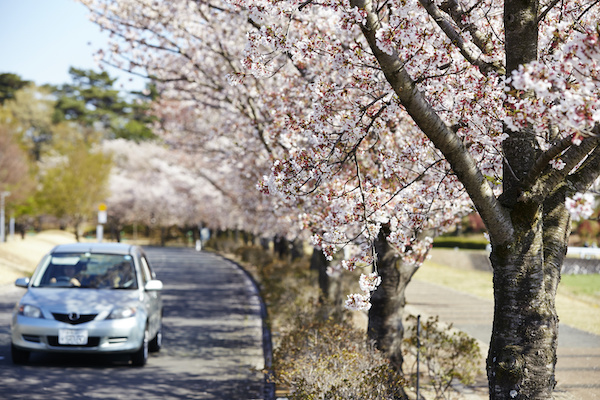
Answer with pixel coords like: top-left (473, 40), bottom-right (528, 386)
top-left (0, 248), bottom-right (271, 400)
top-left (406, 279), bottom-right (600, 400)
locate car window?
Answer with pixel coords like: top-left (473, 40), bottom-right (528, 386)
top-left (32, 253), bottom-right (138, 289)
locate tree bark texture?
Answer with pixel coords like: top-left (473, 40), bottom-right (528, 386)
top-left (487, 195), bottom-right (567, 399)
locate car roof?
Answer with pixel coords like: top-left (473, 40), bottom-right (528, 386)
top-left (50, 242), bottom-right (140, 256)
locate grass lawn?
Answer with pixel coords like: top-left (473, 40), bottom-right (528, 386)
top-left (415, 258), bottom-right (600, 335)
top-left (560, 273), bottom-right (600, 301)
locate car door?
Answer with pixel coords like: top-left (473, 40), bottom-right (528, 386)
top-left (139, 253), bottom-right (162, 336)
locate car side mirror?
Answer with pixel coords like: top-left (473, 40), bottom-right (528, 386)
top-left (145, 279), bottom-right (163, 291)
top-left (15, 277), bottom-right (30, 288)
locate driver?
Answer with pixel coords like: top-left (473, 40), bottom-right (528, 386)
top-left (50, 264), bottom-right (82, 287)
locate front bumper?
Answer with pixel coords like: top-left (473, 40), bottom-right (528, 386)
top-left (11, 313), bottom-right (145, 354)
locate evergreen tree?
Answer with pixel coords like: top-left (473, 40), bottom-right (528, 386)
top-left (52, 67), bottom-right (156, 141)
top-left (0, 73), bottom-right (30, 105)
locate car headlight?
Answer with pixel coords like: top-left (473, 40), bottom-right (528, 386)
top-left (18, 304), bottom-right (44, 319)
top-left (108, 306), bottom-right (137, 319)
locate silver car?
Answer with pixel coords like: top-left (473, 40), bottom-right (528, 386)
top-left (11, 243), bottom-right (163, 366)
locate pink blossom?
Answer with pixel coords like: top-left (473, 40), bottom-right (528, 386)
top-left (359, 272), bottom-right (382, 293)
top-left (550, 158), bottom-right (566, 171)
top-left (566, 192), bottom-right (596, 221)
top-left (344, 293), bottom-right (372, 311)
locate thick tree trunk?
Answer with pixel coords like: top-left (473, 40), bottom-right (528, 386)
top-left (368, 225), bottom-right (418, 372)
top-left (485, 0), bottom-right (567, 397)
top-left (487, 193), bottom-right (568, 399)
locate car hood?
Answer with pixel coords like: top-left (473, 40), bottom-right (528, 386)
top-left (20, 288), bottom-right (141, 315)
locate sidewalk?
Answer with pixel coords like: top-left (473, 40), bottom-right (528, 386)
top-left (405, 279), bottom-right (600, 400)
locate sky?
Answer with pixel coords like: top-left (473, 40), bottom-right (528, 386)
top-left (0, 0), bottom-right (147, 91)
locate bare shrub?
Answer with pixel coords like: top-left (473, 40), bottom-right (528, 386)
top-left (274, 316), bottom-right (406, 399)
top-left (403, 315), bottom-right (482, 399)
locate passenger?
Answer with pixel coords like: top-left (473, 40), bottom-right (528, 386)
top-left (100, 262), bottom-right (133, 288)
top-left (118, 262), bottom-right (135, 287)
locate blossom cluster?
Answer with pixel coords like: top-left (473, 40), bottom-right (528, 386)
top-left (566, 192), bottom-right (597, 222)
top-left (345, 272), bottom-right (382, 311)
top-left (505, 12), bottom-right (600, 153)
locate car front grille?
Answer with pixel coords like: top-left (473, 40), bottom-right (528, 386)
top-left (47, 336), bottom-right (101, 347)
top-left (52, 313), bottom-right (98, 325)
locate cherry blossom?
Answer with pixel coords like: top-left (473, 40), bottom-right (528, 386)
top-left (345, 292), bottom-right (372, 311)
top-left (566, 192), bottom-right (596, 222)
top-left (358, 272), bottom-right (382, 293)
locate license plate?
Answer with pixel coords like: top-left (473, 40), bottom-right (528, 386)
top-left (58, 329), bottom-right (88, 345)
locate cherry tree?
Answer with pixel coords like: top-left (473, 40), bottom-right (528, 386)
top-left (78, 4), bottom-right (464, 367)
top-left (238, 1), bottom-right (600, 399)
top-left (102, 139), bottom-right (230, 243)
top-left (78, 0), bottom-right (600, 398)
top-left (79, 0), bottom-right (313, 244)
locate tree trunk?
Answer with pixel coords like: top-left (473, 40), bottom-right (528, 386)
top-left (487, 189), bottom-right (568, 399)
top-left (487, 160), bottom-right (566, 398)
top-left (73, 218), bottom-right (81, 242)
top-left (274, 235), bottom-right (290, 259)
top-left (290, 238), bottom-right (305, 260)
top-left (160, 227), bottom-right (167, 247)
top-left (368, 225), bottom-right (419, 372)
top-left (483, 1), bottom-right (568, 398)
top-left (309, 245), bottom-right (330, 301)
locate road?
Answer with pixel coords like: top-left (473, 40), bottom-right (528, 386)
top-left (0, 247), bottom-right (271, 400)
top-left (406, 279), bottom-right (600, 400)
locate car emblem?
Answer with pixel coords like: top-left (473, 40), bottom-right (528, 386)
top-left (68, 312), bottom-right (80, 321)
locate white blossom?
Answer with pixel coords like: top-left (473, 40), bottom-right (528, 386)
top-left (359, 272), bottom-right (382, 293)
top-left (344, 293), bottom-right (372, 311)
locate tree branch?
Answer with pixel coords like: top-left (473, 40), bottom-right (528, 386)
top-left (420, 0), bottom-right (505, 76)
top-left (568, 144), bottom-right (600, 193)
top-left (520, 127), bottom-right (600, 202)
top-left (537, 0), bottom-right (561, 23)
top-left (350, 0), bottom-right (513, 245)
top-left (521, 135), bottom-right (575, 191)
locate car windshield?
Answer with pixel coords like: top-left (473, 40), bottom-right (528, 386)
top-left (32, 253), bottom-right (138, 289)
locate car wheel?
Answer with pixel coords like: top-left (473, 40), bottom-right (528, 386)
top-left (11, 344), bottom-right (30, 365)
top-left (149, 321), bottom-right (162, 353)
top-left (131, 326), bottom-right (149, 367)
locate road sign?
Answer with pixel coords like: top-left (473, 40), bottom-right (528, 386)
top-left (98, 203), bottom-right (107, 224)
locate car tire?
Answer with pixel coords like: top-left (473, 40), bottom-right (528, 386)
top-left (131, 326), bottom-right (149, 367)
top-left (11, 344), bottom-right (30, 365)
top-left (149, 321), bottom-right (162, 353)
